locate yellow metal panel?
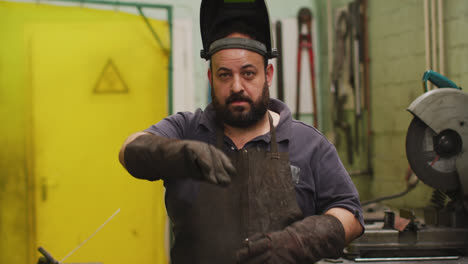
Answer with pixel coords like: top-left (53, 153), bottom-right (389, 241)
top-left (24, 6), bottom-right (168, 264)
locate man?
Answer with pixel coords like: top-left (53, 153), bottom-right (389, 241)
top-left (119, 1), bottom-right (363, 263)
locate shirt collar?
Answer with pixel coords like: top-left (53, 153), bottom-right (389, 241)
top-left (199, 103), bottom-right (219, 133)
top-left (199, 98), bottom-right (292, 143)
top-left (269, 98), bottom-right (292, 143)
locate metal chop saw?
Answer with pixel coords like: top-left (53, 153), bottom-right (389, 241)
top-left (406, 71), bottom-right (468, 228)
top-left (345, 71), bottom-right (468, 262)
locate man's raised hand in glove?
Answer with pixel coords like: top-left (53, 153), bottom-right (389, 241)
top-left (236, 214), bottom-right (346, 264)
top-left (119, 132), bottom-right (236, 186)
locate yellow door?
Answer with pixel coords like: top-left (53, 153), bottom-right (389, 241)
top-left (28, 15), bottom-right (169, 264)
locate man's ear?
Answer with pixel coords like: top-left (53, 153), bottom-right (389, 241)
top-left (207, 67), bottom-right (213, 88)
top-left (266, 63), bottom-right (274, 87)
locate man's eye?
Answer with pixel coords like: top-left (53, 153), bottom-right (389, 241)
top-left (243, 71), bottom-right (255, 78)
top-left (219, 73), bottom-right (230, 78)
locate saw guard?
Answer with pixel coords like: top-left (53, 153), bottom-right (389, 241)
top-left (407, 88), bottom-right (468, 135)
top-left (407, 88), bottom-right (468, 196)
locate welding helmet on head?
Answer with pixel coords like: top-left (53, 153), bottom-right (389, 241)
top-left (199, 0), bottom-right (278, 60)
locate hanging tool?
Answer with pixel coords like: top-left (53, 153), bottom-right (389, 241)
top-left (332, 10), bottom-right (354, 165)
top-left (295, 7), bottom-right (318, 128)
top-left (336, 94), bottom-right (354, 165)
top-left (362, 0), bottom-right (373, 177)
top-left (37, 208), bottom-right (120, 264)
top-left (275, 21), bottom-right (285, 102)
top-left (349, 0), bottom-right (363, 153)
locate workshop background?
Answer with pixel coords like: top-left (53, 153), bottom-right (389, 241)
top-left (0, 0), bottom-right (467, 263)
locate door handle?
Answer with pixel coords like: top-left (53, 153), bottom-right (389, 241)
top-left (41, 178), bottom-right (47, 202)
top-left (40, 178), bottom-right (58, 202)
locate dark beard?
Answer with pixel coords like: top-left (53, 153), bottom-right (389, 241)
top-left (212, 81), bottom-right (270, 128)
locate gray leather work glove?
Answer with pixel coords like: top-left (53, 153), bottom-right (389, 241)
top-left (236, 214), bottom-right (346, 264)
top-left (124, 133), bottom-right (236, 186)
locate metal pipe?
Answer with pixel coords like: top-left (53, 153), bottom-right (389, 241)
top-left (362, 0), bottom-right (372, 177)
top-left (307, 13), bottom-right (318, 128)
top-left (167, 6), bottom-right (173, 115)
top-left (424, 0), bottom-right (431, 88)
top-left (431, 0), bottom-right (438, 75)
top-left (295, 32), bottom-right (302, 120)
top-left (137, 7), bottom-right (170, 55)
top-left (308, 36), bottom-right (318, 128)
top-left (327, 0), bottom-right (333, 77)
top-left (276, 21), bottom-right (284, 102)
top-left (355, 256), bottom-right (460, 262)
top-left (438, 0), bottom-right (445, 75)
top-left (46, 0), bottom-right (171, 54)
top-left (327, 0), bottom-right (336, 142)
top-left (353, 36), bottom-right (361, 118)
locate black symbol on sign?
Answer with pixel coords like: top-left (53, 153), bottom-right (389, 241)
top-left (94, 59), bottom-right (129, 94)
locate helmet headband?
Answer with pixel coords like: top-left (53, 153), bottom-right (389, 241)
top-left (200, 37), bottom-right (277, 60)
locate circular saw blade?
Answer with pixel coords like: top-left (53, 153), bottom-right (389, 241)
top-left (406, 117), bottom-right (460, 191)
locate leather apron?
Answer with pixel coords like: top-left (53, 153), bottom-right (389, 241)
top-left (170, 114), bottom-right (303, 263)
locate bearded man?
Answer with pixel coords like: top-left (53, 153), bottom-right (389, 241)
top-left (119, 1), bottom-right (363, 263)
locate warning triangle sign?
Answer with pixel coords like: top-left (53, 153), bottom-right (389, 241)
top-left (94, 59), bottom-right (129, 94)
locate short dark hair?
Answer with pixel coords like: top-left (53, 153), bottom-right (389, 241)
top-left (208, 19), bottom-right (268, 68)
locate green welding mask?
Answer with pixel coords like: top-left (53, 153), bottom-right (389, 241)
top-left (199, 0), bottom-right (278, 60)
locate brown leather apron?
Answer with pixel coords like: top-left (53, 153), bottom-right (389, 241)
top-left (170, 114), bottom-right (303, 263)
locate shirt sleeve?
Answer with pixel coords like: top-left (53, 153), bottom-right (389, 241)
top-left (144, 112), bottom-right (192, 139)
top-left (314, 142), bottom-right (365, 229)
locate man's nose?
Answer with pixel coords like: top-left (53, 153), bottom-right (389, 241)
top-left (231, 75), bottom-right (244, 93)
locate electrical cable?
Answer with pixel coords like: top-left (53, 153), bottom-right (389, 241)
top-left (361, 183), bottom-right (418, 206)
top-left (362, 167), bottom-right (419, 206)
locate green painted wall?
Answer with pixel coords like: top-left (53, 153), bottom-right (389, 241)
top-left (445, 0), bottom-right (468, 86)
top-left (367, 0), bottom-right (431, 208)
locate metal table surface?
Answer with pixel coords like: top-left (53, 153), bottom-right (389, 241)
top-left (317, 257), bottom-right (468, 264)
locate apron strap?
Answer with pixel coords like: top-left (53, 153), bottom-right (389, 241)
top-left (215, 111), bottom-right (280, 156)
top-left (268, 112), bottom-right (280, 159)
top-left (216, 125), bottom-right (224, 150)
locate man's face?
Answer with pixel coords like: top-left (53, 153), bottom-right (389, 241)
top-left (208, 38), bottom-right (274, 128)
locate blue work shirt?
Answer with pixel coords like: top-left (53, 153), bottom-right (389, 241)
top-left (145, 98), bottom-right (364, 228)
